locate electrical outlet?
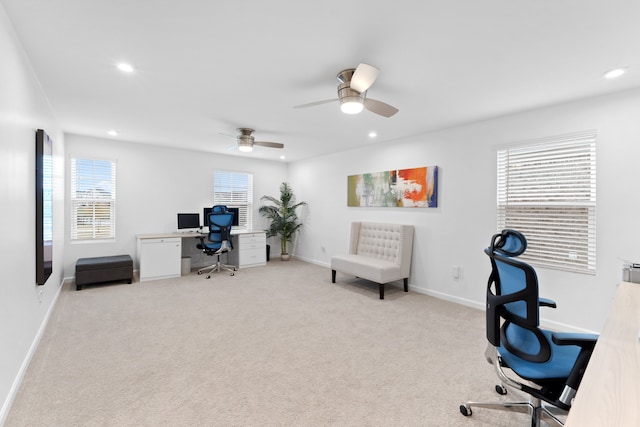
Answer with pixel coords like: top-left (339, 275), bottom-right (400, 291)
top-left (452, 266), bottom-right (460, 280)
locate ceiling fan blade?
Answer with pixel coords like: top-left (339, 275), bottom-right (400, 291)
top-left (351, 63), bottom-right (379, 93)
top-left (364, 98), bottom-right (399, 118)
top-left (254, 141), bottom-right (284, 149)
top-left (293, 99), bottom-right (338, 109)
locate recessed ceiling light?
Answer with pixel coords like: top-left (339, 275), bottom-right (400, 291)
top-left (603, 68), bottom-right (627, 79)
top-left (369, 131), bottom-right (377, 138)
top-left (117, 62), bottom-right (135, 73)
top-left (280, 155), bottom-right (286, 160)
top-left (107, 130), bottom-right (118, 136)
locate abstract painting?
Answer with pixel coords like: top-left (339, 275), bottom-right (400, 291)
top-left (347, 166), bottom-right (438, 207)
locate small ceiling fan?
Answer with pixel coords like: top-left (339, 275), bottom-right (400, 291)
top-left (294, 63), bottom-right (399, 118)
top-left (223, 128), bottom-right (284, 153)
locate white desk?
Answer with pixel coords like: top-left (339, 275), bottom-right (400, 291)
top-left (136, 230), bottom-right (266, 282)
top-left (565, 281), bottom-right (640, 426)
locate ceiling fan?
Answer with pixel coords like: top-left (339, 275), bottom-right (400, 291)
top-left (223, 128), bottom-right (284, 153)
top-left (294, 63), bottom-right (399, 118)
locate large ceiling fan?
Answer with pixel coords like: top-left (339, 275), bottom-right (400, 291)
top-left (294, 63), bottom-right (399, 117)
top-left (224, 128), bottom-right (284, 152)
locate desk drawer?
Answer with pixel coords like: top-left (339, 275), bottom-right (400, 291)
top-left (240, 247), bottom-right (267, 266)
top-left (239, 233), bottom-right (266, 245)
top-left (242, 241), bottom-right (265, 251)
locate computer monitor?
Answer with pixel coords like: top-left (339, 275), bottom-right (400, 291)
top-left (177, 213), bottom-right (200, 232)
top-left (204, 207), bottom-right (240, 227)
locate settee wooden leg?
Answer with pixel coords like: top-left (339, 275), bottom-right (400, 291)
top-left (404, 278), bottom-right (408, 292)
top-left (379, 284), bottom-right (384, 299)
top-left (331, 269), bottom-right (336, 283)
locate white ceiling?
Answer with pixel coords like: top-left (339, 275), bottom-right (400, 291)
top-left (3, 0), bottom-right (639, 162)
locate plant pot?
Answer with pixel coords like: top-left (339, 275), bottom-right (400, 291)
top-left (281, 254), bottom-right (290, 261)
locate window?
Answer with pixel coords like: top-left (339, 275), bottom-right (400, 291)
top-left (497, 130), bottom-right (596, 274)
top-left (70, 158), bottom-right (116, 240)
top-left (213, 170), bottom-right (253, 230)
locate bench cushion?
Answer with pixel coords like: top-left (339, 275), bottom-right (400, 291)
top-left (76, 255), bottom-right (133, 271)
top-left (331, 254), bottom-right (401, 284)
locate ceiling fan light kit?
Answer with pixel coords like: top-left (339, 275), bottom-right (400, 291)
top-left (340, 98), bottom-right (364, 114)
top-left (237, 142), bottom-right (253, 152)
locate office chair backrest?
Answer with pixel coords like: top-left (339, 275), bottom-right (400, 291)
top-left (207, 206), bottom-right (234, 244)
top-left (485, 229), bottom-right (551, 363)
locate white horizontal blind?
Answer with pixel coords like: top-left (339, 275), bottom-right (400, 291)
top-left (70, 158), bottom-right (116, 240)
top-left (497, 130), bottom-right (596, 274)
top-left (213, 170), bottom-right (253, 230)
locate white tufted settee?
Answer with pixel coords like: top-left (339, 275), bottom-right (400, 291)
top-left (331, 222), bottom-right (414, 299)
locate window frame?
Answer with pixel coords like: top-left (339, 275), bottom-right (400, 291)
top-left (70, 157), bottom-right (117, 242)
top-left (496, 130), bottom-right (597, 274)
top-left (213, 169), bottom-right (253, 230)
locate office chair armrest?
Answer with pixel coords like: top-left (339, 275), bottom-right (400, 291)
top-left (551, 332), bottom-right (598, 349)
top-left (196, 235), bottom-right (208, 249)
top-left (552, 332), bottom-right (598, 404)
top-left (539, 297), bottom-right (557, 308)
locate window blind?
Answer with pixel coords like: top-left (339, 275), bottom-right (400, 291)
top-left (70, 158), bottom-right (116, 240)
top-left (497, 130), bottom-right (596, 274)
top-left (213, 170), bottom-right (253, 230)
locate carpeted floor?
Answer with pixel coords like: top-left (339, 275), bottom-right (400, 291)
top-left (6, 258), bottom-right (553, 426)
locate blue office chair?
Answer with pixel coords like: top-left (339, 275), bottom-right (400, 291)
top-left (197, 205), bottom-right (237, 278)
top-left (460, 229), bottom-right (598, 426)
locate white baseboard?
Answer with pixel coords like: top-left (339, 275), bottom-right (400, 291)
top-left (410, 284), bottom-right (486, 311)
top-left (292, 255), bottom-right (330, 268)
top-left (0, 277), bottom-right (66, 426)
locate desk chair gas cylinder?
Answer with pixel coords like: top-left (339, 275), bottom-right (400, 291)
top-left (460, 229), bottom-right (597, 426)
top-left (197, 205), bottom-right (237, 278)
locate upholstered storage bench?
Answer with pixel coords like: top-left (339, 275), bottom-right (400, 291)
top-left (331, 222), bottom-right (414, 299)
top-left (75, 255), bottom-right (133, 290)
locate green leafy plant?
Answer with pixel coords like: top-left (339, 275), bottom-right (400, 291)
top-left (259, 182), bottom-right (307, 258)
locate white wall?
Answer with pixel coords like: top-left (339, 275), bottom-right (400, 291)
top-left (289, 88), bottom-right (640, 333)
top-left (0, 5), bottom-right (65, 423)
top-left (63, 134), bottom-right (288, 277)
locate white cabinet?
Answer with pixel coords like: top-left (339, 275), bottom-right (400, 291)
top-left (229, 232), bottom-right (266, 269)
top-left (137, 237), bottom-right (182, 281)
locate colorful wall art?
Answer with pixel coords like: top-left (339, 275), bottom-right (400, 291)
top-left (347, 166), bottom-right (438, 207)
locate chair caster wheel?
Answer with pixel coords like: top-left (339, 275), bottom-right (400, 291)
top-left (197, 271), bottom-right (202, 275)
top-left (230, 273), bottom-right (235, 276)
top-left (495, 384), bottom-right (507, 395)
top-left (206, 275), bottom-right (211, 279)
top-left (459, 405), bottom-right (472, 417)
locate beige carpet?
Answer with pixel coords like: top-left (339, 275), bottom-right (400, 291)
top-left (6, 258), bottom-right (551, 426)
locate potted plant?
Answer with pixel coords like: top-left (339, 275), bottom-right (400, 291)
top-left (259, 182), bottom-right (307, 261)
